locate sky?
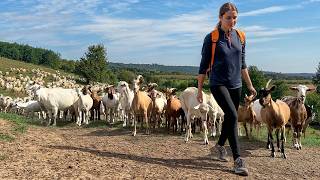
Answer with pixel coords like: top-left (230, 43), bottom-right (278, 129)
top-left (0, 0), bottom-right (319, 73)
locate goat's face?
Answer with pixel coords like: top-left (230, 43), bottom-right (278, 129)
top-left (147, 83), bottom-right (158, 92)
top-left (133, 79), bottom-right (140, 92)
top-left (164, 88), bottom-right (177, 100)
top-left (34, 89), bottom-right (41, 101)
top-left (81, 86), bottom-right (90, 95)
top-left (290, 85), bottom-right (314, 103)
top-left (259, 86), bottom-right (275, 107)
top-left (149, 89), bottom-right (158, 99)
top-left (132, 75), bottom-right (144, 92)
top-left (117, 81), bottom-right (128, 94)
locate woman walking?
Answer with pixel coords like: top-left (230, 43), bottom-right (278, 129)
top-left (197, 2), bottom-right (257, 176)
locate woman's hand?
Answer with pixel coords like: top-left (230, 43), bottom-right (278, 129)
top-left (248, 85), bottom-right (257, 98)
top-left (197, 91), bottom-right (203, 103)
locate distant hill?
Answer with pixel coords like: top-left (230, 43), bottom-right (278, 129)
top-left (109, 62), bottom-right (199, 75)
top-left (109, 62), bottom-right (315, 79)
top-left (264, 71), bottom-right (315, 80)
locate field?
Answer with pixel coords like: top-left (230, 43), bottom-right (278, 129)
top-left (1, 56), bottom-right (319, 179)
top-left (0, 57), bottom-right (73, 77)
top-left (0, 57), bottom-right (78, 97)
top-left (0, 113), bottom-right (320, 179)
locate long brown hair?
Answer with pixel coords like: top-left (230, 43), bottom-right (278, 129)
top-left (216, 2), bottom-right (238, 28)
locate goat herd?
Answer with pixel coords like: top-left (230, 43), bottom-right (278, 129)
top-left (0, 69), bottom-right (317, 159)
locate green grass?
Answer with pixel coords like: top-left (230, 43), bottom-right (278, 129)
top-left (1, 111), bottom-right (319, 147)
top-left (0, 57), bottom-right (75, 77)
top-left (238, 125), bottom-right (320, 147)
top-left (0, 133), bottom-right (15, 142)
top-left (0, 112), bottom-right (41, 142)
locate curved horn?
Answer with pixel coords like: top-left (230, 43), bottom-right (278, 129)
top-left (266, 79), bottom-right (272, 89)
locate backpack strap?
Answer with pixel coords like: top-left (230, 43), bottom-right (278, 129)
top-left (206, 28), bottom-right (219, 74)
top-left (235, 29), bottom-right (246, 45)
top-left (206, 28), bottom-right (246, 75)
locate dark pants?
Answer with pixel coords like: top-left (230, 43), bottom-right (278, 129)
top-left (210, 86), bottom-right (241, 160)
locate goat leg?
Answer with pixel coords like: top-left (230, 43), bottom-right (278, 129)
top-left (266, 133), bottom-right (271, 149)
top-left (276, 129), bottom-right (280, 152)
top-left (269, 131), bottom-right (275, 158)
top-left (281, 127), bottom-right (287, 159)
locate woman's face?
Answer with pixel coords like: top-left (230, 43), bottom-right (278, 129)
top-left (219, 10), bottom-right (238, 30)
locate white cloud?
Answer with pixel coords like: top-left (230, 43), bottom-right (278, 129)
top-left (241, 5), bottom-right (301, 16)
top-left (33, 0), bottom-right (102, 15)
top-left (247, 26), bottom-right (317, 37)
top-left (70, 11), bottom-right (215, 52)
top-left (241, 25), bottom-right (318, 44)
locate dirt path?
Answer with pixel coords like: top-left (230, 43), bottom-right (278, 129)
top-left (0, 119), bottom-right (319, 179)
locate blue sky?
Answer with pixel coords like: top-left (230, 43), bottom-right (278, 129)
top-left (0, 0), bottom-right (319, 73)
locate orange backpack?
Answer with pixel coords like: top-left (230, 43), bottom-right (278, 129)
top-left (206, 28), bottom-right (246, 74)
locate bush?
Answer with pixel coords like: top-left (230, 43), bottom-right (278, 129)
top-left (306, 92), bottom-right (320, 124)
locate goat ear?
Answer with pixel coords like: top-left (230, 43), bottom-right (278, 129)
top-left (259, 89), bottom-right (264, 95)
top-left (290, 86), bottom-right (298, 91)
top-left (139, 76), bottom-right (144, 83)
top-left (88, 86), bottom-right (92, 93)
top-left (172, 88), bottom-right (177, 94)
top-left (269, 85), bottom-right (276, 92)
top-left (307, 87), bottom-right (315, 92)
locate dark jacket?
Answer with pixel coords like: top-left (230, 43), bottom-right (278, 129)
top-left (198, 28), bottom-right (247, 89)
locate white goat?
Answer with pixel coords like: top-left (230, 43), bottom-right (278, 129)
top-left (102, 85), bottom-right (120, 123)
top-left (117, 81), bottom-right (134, 127)
top-left (74, 87), bottom-right (93, 126)
top-left (30, 85), bottom-right (79, 126)
top-left (180, 87), bottom-right (216, 145)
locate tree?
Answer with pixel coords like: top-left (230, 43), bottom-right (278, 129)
top-left (118, 69), bottom-right (136, 83)
top-left (312, 61), bottom-right (320, 93)
top-left (241, 66), bottom-right (267, 100)
top-left (77, 44), bottom-right (108, 83)
top-left (40, 50), bottom-right (60, 69)
top-left (271, 80), bottom-right (290, 100)
top-left (306, 92), bottom-right (320, 123)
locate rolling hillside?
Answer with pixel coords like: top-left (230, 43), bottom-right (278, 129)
top-left (109, 62), bottom-right (315, 79)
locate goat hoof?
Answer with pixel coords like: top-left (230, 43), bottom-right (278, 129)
top-left (271, 152), bottom-right (275, 158)
top-left (132, 132), bottom-right (136, 136)
top-left (282, 154), bottom-right (287, 159)
top-left (204, 141), bottom-right (209, 145)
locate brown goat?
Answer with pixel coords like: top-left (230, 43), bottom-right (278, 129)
top-left (131, 75), bottom-right (153, 136)
top-left (89, 87), bottom-right (102, 121)
top-left (259, 80), bottom-right (291, 159)
top-left (282, 97), bottom-right (307, 150)
top-left (165, 88), bottom-right (185, 134)
top-left (238, 94), bottom-right (256, 139)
